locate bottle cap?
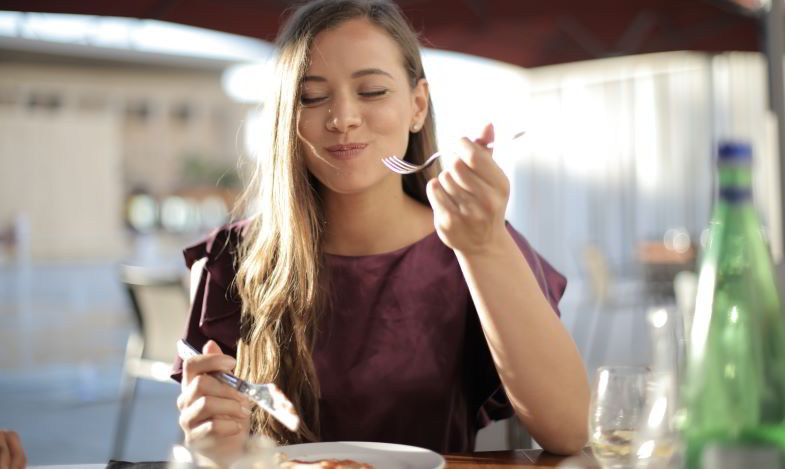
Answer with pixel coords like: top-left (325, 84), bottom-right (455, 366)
top-left (718, 141), bottom-right (752, 162)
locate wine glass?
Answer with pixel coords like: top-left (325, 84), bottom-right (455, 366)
top-left (229, 435), bottom-right (278, 469)
top-left (167, 444), bottom-right (198, 469)
top-left (589, 366), bottom-right (648, 469)
top-left (631, 306), bottom-right (685, 469)
top-left (167, 435), bottom-right (277, 469)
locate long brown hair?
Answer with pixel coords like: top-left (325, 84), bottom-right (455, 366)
top-left (233, 0), bottom-right (439, 444)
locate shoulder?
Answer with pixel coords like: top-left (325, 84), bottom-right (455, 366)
top-left (183, 218), bottom-right (253, 286)
top-left (504, 221), bottom-right (568, 313)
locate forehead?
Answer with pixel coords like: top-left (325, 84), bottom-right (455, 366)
top-left (306, 18), bottom-right (406, 78)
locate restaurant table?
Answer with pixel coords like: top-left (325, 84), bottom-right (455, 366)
top-left (445, 448), bottom-right (598, 468)
top-left (637, 240), bottom-right (697, 299)
top-left (32, 448), bottom-right (599, 469)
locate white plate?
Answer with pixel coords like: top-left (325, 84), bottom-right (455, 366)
top-left (279, 441), bottom-right (445, 469)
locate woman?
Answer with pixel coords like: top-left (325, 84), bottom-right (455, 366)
top-left (173, 0), bottom-right (589, 462)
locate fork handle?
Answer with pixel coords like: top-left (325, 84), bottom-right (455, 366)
top-left (211, 370), bottom-right (244, 391)
top-left (176, 339), bottom-right (298, 431)
top-left (176, 339), bottom-right (244, 391)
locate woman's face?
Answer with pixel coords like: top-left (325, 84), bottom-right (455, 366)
top-left (296, 18), bottom-right (428, 197)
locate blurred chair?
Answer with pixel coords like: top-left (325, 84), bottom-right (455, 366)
top-left (111, 264), bottom-right (188, 460)
top-left (582, 245), bottom-right (611, 306)
top-left (0, 214), bottom-right (30, 266)
top-left (0, 222), bottom-right (15, 263)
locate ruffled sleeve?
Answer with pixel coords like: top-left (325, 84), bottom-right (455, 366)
top-left (506, 222), bottom-right (567, 317)
top-left (472, 222), bottom-right (568, 425)
top-left (170, 219), bottom-right (250, 382)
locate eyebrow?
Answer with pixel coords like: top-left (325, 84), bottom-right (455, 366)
top-left (302, 68), bottom-right (394, 82)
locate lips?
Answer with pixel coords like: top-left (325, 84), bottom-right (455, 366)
top-left (325, 143), bottom-right (368, 160)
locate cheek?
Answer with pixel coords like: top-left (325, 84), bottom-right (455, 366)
top-left (366, 101), bottom-right (411, 158)
top-left (297, 111), bottom-right (323, 164)
top-left (368, 101), bottom-right (408, 133)
top-left (297, 109), bottom-right (319, 141)
top-left (300, 142), bottom-right (323, 181)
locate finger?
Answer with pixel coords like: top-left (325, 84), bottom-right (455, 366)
top-left (203, 340), bottom-right (223, 355)
top-left (438, 170), bottom-right (477, 215)
top-left (182, 353), bottom-right (236, 387)
top-left (447, 157), bottom-right (493, 198)
top-left (0, 433), bottom-right (10, 469)
top-left (456, 137), bottom-right (505, 186)
top-left (474, 122), bottom-right (495, 148)
top-left (427, 178), bottom-right (459, 214)
top-left (448, 158), bottom-right (505, 218)
top-left (182, 374), bottom-right (249, 409)
top-left (189, 417), bottom-right (244, 442)
top-left (181, 395), bottom-right (252, 430)
top-left (5, 433), bottom-right (24, 469)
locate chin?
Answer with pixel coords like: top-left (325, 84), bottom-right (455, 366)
top-left (322, 181), bottom-right (376, 196)
top-left (323, 176), bottom-right (386, 196)
top-left (314, 170), bottom-right (390, 196)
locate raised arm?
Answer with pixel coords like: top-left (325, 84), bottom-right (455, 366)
top-left (425, 124), bottom-right (589, 454)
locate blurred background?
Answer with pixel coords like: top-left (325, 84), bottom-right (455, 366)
top-left (1, 0), bottom-right (784, 464)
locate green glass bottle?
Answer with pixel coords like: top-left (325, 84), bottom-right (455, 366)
top-left (682, 141), bottom-right (785, 468)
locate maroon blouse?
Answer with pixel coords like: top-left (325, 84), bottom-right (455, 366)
top-left (171, 219), bottom-right (567, 453)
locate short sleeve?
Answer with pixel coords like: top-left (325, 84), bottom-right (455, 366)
top-left (505, 222), bottom-right (567, 316)
top-left (170, 220), bottom-right (249, 382)
top-left (472, 222), bottom-right (568, 425)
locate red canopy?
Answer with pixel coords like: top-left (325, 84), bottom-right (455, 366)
top-left (0, 0), bottom-right (761, 68)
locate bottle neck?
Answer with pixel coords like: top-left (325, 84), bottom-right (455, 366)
top-left (718, 163), bottom-right (752, 203)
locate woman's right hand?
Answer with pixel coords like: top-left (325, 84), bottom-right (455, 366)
top-left (177, 340), bottom-right (253, 463)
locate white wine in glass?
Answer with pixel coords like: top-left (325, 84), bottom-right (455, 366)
top-left (589, 366), bottom-right (648, 469)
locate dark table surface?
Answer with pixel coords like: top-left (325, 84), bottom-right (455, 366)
top-left (107, 448), bottom-right (600, 469)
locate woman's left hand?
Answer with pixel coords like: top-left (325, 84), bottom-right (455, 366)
top-left (0, 429), bottom-right (26, 469)
top-left (426, 123), bottom-right (510, 256)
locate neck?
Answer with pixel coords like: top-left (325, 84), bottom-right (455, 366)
top-left (320, 176), bottom-right (433, 256)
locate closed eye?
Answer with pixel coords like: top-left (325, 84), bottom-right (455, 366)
top-left (300, 95), bottom-right (328, 106)
top-left (360, 90), bottom-right (388, 98)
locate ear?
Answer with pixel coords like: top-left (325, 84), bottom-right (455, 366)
top-left (410, 78), bottom-right (429, 131)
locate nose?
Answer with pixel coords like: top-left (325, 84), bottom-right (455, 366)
top-left (326, 94), bottom-right (361, 132)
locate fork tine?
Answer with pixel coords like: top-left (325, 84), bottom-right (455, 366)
top-left (387, 164), bottom-right (415, 174)
top-left (384, 163), bottom-right (414, 174)
top-left (381, 158), bottom-right (402, 173)
top-left (392, 163), bottom-right (419, 174)
top-left (386, 156), bottom-right (418, 169)
top-left (382, 157), bottom-right (418, 173)
top-left (392, 160), bottom-right (419, 171)
top-left (381, 157), bottom-right (400, 169)
top-left (382, 129), bottom-right (526, 174)
top-left (383, 149), bottom-right (442, 174)
top-left (400, 160), bottom-right (423, 171)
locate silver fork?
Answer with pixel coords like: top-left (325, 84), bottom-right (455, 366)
top-left (176, 339), bottom-right (300, 431)
top-left (382, 130), bottom-right (526, 174)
